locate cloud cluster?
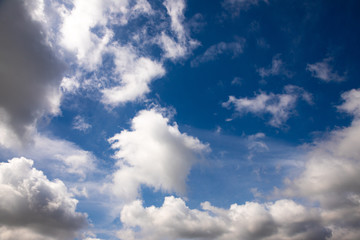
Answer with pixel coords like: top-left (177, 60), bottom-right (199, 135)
top-left (306, 57), bottom-right (346, 82)
top-left (0, 157), bottom-right (87, 240)
top-left (117, 196), bottom-right (330, 240)
top-left (283, 88), bottom-right (360, 239)
top-left (223, 85), bottom-right (312, 127)
top-left (109, 108), bottom-right (209, 201)
top-left (191, 38), bottom-right (246, 67)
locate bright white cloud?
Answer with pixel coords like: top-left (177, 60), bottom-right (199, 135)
top-left (108, 108), bottom-right (209, 201)
top-left (0, 157), bottom-right (87, 240)
top-left (117, 196), bottom-right (330, 240)
top-left (191, 38), bottom-right (246, 67)
top-left (257, 54), bottom-right (293, 78)
top-left (306, 57), bottom-right (346, 82)
top-left (223, 85), bottom-right (312, 127)
top-left (101, 45), bottom-right (166, 106)
top-left (283, 88), bottom-right (360, 239)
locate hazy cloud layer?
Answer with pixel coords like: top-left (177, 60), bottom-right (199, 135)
top-left (0, 157), bottom-right (87, 239)
top-left (222, 0), bottom-right (269, 17)
top-left (109, 108), bottom-right (209, 201)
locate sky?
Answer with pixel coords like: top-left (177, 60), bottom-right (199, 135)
top-left (0, 0), bottom-right (360, 239)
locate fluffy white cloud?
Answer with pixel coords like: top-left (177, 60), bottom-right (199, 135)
top-left (283, 88), bottom-right (360, 239)
top-left (108, 108), bottom-right (209, 201)
top-left (223, 85), bottom-right (312, 127)
top-left (0, 157), bottom-right (87, 240)
top-left (306, 57), bottom-right (346, 82)
top-left (257, 54), bottom-right (293, 78)
top-left (191, 38), bottom-right (246, 67)
top-left (101, 45), bottom-right (165, 106)
top-left (0, 0), bottom-right (64, 147)
top-left (117, 196), bottom-right (330, 240)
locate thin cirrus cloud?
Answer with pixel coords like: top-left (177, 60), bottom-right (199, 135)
top-left (223, 85), bottom-right (313, 127)
top-left (0, 157), bottom-right (88, 240)
top-left (191, 38), bottom-right (246, 67)
top-left (306, 57), bottom-right (346, 82)
top-left (108, 108), bottom-right (209, 201)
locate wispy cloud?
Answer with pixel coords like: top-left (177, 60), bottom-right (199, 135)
top-left (306, 57), bottom-right (346, 82)
top-left (222, 0), bottom-right (269, 17)
top-left (72, 115), bottom-right (92, 132)
top-left (223, 85), bottom-right (312, 127)
top-left (191, 38), bottom-right (246, 67)
top-left (257, 54), bottom-right (293, 78)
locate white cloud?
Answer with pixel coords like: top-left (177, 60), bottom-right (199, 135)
top-left (283, 88), bottom-right (360, 239)
top-left (157, 0), bottom-right (200, 60)
top-left (222, 0), bottom-right (269, 17)
top-left (108, 108), bottom-right (209, 201)
top-left (0, 133), bottom-right (97, 180)
top-left (223, 85), bottom-right (312, 127)
top-left (306, 57), bottom-right (346, 82)
top-left (101, 45), bottom-right (166, 106)
top-left (257, 54), bottom-right (293, 78)
top-left (117, 196), bottom-right (330, 240)
top-left (0, 157), bottom-right (87, 240)
top-left (73, 115), bottom-right (92, 132)
top-left (191, 38), bottom-right (246, 67)
top-left (0, 0), bottom-right (64, 147)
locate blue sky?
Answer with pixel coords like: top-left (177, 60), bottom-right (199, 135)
top-left (1, 0), bottom-right (360, 239)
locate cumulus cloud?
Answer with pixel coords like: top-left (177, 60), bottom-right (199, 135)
top-left (117, 196), bottom-right (330, 240)
top-left (101, 45), bottom-right (165, 106)
top-left (0, 0), bottom-right (65, 147)
top-left (257, 54), bottom-right (293, 78)
top-left (191, 38), bottom-right (246, 67)
top-left (222, 0), bottom-right (269, 17)
top-left (108, 108), bottom-right (209, 201)
top-left (0, 157), bottom-right (87, 240)
top-left (283, 88), bottom-right (360, 239)
top-left (306, 57), bottom-right (346, 82)
top-left (223, 85), bottom-right (312, 127)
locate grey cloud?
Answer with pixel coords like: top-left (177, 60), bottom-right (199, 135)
top-left (0, 157), bottom-right (88, 239)
top-left (0, 0), bottom-right (65, 147)
top-left (283, 88), bottom-right (360, 239)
